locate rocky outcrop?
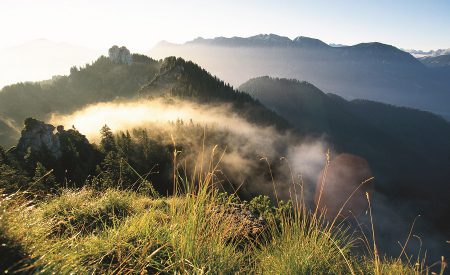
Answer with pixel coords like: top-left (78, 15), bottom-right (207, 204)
top-left (108, 45), bottom-right (132, 65)
top-left (12, 118), bottom-right (62, 159)
top-left (8, 118), bottom-right (100, 184)
top-left (212, 203), bottom-right (267, 242)
top-left (138, 56), bottom-right (185, 97)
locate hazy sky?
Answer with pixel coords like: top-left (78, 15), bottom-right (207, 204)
top-left (1, 0), bottom-right (449, 52)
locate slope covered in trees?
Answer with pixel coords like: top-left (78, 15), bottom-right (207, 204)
top-left (239, 77), bottom-right (450, 240)
top-left (0, 53), bottom-right (160, 147)
top-left (139, 56), bottom-right (291, 130)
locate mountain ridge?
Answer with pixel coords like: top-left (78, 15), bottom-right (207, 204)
top-left (150, 34), bottom-right (450, 119)
top-left (239, 76), bottom-right (450, 197)
top-left (420, 54), bottom-right (450, 68)
top-left (139, 56), bottom-right (291, 130)
top-left (159, 34), bottom-right (419, 57)
top-left (238, 77), bottom-right (450, 255)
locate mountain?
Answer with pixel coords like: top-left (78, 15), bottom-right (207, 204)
top-left (150, 34), bottom-right (450, 120)
top-left (0, 39), bottom-right (102, 89)
top-left (405, 48), bottom-right (450, 58)
top-left (186, 34), bottom-right (329, 49)
top-left (187, 34), bottom-right (293, 47)
top-left (138, 56), bottom-right (290, 130)
top-left (0, 51), bottom-right (160, 147)
top-left (239, 77), bottom-right (450, 242)
top-left (329, 43), bottom-right (347, 47)
top-left (420, 54), bottom-right (450, 68)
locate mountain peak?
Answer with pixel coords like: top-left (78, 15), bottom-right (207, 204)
top-left (351, 42), bottom-right (396, 50)
top-left (248, 34), bottom-right (292, 44)
top-left (293, 36), bottom-right (329, 48)
top-left (346, 42), bottom-right (423, 65)
top-left (186, 34), bottom-right (293, 47)
top-left (185, 34), bottom-right (334, 48)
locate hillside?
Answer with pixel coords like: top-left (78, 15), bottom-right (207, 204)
top-left (0, 117), bottom-right (444, 273)
top-left (0, 53), bottom-right (294, 197)
top-left (139, 56), bottom-right (290, 130)
top-left (150, 34), bottom-right (450, 120)
top-left (420, 54), bottom-right (450, 68)
top-left (1, 183), bottom-right (430, 273)
top-left (239, 76), bottom-right (450, 258)
top-left (239, 76), bottom-right (450, 197)
top-left (0, 52), bottom-right (160, 147)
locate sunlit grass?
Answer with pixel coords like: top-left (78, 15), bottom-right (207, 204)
top-left (0, 146), bottom-right (446, 274)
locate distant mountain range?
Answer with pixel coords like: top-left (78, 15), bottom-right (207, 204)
top-left (150, 34), bottom-right (450, 120)
top-left (0, 39), bottom-right (101, 89)
top-left (420, 54), bottom-right (450, 68)
top-left (405, 48), bottom-right (450, 58)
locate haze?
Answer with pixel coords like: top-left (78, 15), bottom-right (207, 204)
top-left (1, 0), bottom-right (450, 88)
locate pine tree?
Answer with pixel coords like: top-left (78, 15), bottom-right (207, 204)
top-left (117, 131), bottom-right (132, 159)
top-left (100, 125), bottom-right (115, 153)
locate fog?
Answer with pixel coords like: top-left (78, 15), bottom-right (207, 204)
top-left (51, 97), bottom-right (329, 201)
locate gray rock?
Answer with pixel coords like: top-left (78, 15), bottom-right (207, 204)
top-left (14, 118), bottom-right (62, 159)
top-left (108, 45), bottom-right (132, 65)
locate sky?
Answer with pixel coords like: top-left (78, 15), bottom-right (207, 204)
top-left (1, 0), bottom-right (449, 53)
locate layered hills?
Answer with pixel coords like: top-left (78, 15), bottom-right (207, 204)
top-left (239, 77), bottom-right (450, 240)
top-left (150, 34), bottom-right (450, 120)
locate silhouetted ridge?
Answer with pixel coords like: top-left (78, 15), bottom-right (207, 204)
top-left (420, 54), bottom-right (450, 68)
top-left (293, 36), bottom-right (330, 48)
top-left (186, 34), bottom-right (326, 48)
top-left (139, 57), bottom-right (291, 130)
top-left (239, 77), bottom-right (450, 243)
top-left (150, 34), bottom-right (450, 119)
top-left (347, 42), bottom-right (423, 65)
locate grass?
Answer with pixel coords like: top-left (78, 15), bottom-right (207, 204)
top-left (0, 148), bottom-right (446, 274)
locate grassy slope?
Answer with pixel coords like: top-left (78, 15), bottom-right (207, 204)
top-left (0, 154), bottom-right (438, 274)
top-left (0, 190), bottom-right (431, 274)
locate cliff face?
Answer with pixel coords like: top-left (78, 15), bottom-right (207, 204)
top-left (13, 118), bottom-right (62, 159)
top-left (8, 118), bottom-right (100, 184)
top-left (108, 45), bottom-right (133, 65)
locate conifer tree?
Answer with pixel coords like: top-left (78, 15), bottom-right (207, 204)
top-left (100, 125), bottom-right (115, 153)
